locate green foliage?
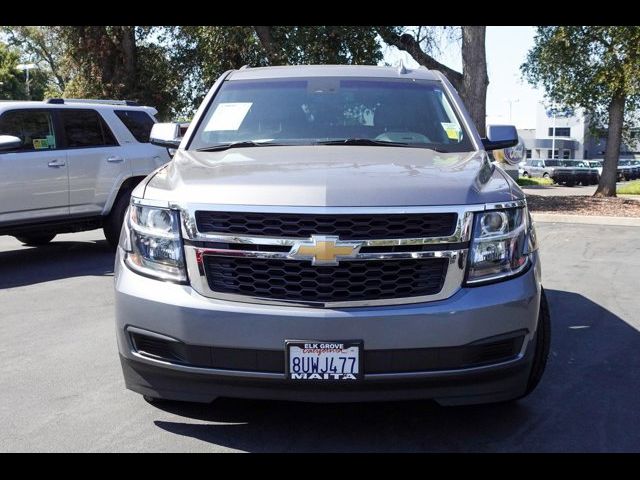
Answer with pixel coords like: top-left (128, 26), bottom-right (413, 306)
top-left (0, 43), bottom-right (24, 99)
top-left (521, 26), bottom-right (640, 130)
top-left (3, 26), bottom-right (383, 118)
top-left (0, 42), bottom-right (48, 100)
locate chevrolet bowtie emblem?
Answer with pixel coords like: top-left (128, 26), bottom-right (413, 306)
top-left (290, 235), bottom-right (362, 266)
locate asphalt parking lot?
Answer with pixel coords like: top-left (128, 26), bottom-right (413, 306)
top-left (1, 222), bottom-right (640, 452)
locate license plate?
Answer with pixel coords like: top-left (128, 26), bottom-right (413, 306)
top-left (286, 340), bottom-right (363, 381)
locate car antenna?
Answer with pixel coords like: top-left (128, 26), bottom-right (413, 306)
top-left (397, 59), bottom-right (409, 75)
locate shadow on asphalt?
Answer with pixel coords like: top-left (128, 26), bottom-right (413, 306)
top-left (0, 239), bottom-right (114, 289)
top-left (150, 289), bottom-right (640, 452)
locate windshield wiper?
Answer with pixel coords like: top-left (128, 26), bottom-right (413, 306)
top-left (316, 138), bottom-right (448, 152)
top-left (196, 141), bottom-right (284, 152)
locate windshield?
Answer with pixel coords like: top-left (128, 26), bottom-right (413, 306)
top-left (189, 77), bottom-right (474, 153)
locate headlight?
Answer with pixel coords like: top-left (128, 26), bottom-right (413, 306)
top-left (466, 206), bottom-right (535, 285)
top-left (120, 202), bottom-right (187, 283)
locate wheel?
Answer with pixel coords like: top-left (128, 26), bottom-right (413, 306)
top-left (542, 173), bottom-right (550, 179)
top-left (522, 172), bottom-right (529, 178)
top-left (103, 186), bottom-right (134, 249)
top-left (14, 233), bottom-right (56, 246)
top-left (518, 287), bottom-right (551, 400)
top-left (565, 181), bottom-right (575, 187)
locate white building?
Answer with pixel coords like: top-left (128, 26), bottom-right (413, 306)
top-left (519, 104), bottom-right (640, 161)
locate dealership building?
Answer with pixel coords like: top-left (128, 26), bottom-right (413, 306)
top-left (517, 103), bottom-right (640, 161)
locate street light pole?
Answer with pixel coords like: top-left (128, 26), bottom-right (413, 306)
top-left (506, 98), bottom-right (520, 122)
top-left (16, 63), bottom-right (37, 100)
top-left (551, 110), bottom-right (556, 159)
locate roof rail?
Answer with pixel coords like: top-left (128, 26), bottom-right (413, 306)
top-left (45, 98), bottom-right (141, 107)
top-left (239, 64), bottom-right (251, 70)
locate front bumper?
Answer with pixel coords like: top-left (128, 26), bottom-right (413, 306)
top-left (115, 249), bottom-right (542, 405)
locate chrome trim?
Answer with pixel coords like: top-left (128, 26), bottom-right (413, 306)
top-left (484, 199), bottom-right (527, 211)
top-left (175, 203), bottom-right (477, 244)
top-left (187, 245), bottom-right (463, 262)
top-left (125, 197), bottom-right (528, 307)
top-left (185, 245), bottom-right (467, 308)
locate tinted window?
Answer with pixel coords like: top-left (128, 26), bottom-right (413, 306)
top-left (0, 109), bottom-right (56, 152)
top-left (190, 78), bottom-right (474, 153)
top-left (545, 160), bottom-right (560, 166)
top-left (60, 109), bottom-right (117, 148)
top-left (548, 127), bottom-right (571, 137)
top-left (114, 110), bottom-right (155, 143)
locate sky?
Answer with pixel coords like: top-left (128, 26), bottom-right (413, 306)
top-left (382, 26), bottom-right (545, 129)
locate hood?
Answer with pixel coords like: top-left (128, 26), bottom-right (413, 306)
top-left (143, 146), bottom-right (519, 207)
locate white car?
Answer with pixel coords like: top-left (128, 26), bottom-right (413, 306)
top-left (0, 99), bottom-right (171, 247)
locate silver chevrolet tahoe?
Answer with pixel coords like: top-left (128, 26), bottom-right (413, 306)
top-left (115, 65), bottom-right (549, 406)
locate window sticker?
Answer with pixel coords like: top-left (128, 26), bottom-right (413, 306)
top-left (441, 122), bottom-right (462, 141)
top-left (204, 102), bottom-right (253, 131)
top-left (33, 138), bottom-right (49, 150)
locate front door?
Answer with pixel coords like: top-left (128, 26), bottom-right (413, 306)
top-left (0, 109), bottom-right (69, 224)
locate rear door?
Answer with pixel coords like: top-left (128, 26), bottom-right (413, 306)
top-left (110, 109), bottom-right (170, 176)
top-left (58, 108), bottom-right (130, 217)
top-left (0, 108), bottom-right (69, 224)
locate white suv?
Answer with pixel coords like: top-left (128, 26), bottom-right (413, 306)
top-left (0, 99), bottom-right (171, 247)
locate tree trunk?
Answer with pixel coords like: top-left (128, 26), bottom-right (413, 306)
top-left (375, 26), bottom-right (488, 138)
top-left (595, 93), bottom-right (626, 197)
top-left (121, 26), bottom-right (137, 94)
top-left (460, 26), bottom-right (489, 137)
top-left (254, 26), bottom-right (286, 65)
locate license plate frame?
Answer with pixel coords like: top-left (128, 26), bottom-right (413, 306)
top-left (285, 340), bottom-right (364, 381)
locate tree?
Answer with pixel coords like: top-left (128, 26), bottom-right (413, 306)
top-left (522, 26), bottom-right (640, 197)
top-left (376, 26), bottom-right (489, 136)
top-left (0, 42), bottom-right (48, 100)
top-left (2, 26), bottom-right (70, 93)
top-left (56, 26), bottom-right (182, 119)
top-left (170, 26), bottom-right (383, 116)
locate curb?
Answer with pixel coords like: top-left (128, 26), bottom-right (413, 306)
top-left (532, 213), bottom-right (640, 227)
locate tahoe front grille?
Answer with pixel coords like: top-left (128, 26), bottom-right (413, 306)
top-left (203, 256), bottom-right (448, 305)
top-left (194, 211), bottom-right (457, 239)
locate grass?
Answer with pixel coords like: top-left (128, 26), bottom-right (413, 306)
top-left (617, 180), bottom-right (640, 195)
top-left (516, 177), bottom-right (554, 186)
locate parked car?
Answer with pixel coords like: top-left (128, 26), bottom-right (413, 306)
top-left (521, 159), bottom-right (598, 186)
top-left (587, 160), bottom-right (603, 180)
top-left (618, 159), bottom-right (640, 180)
top-left (115, 65), bottom-right (549, 407)
top-left (0, 99), bottom-right (171, 247)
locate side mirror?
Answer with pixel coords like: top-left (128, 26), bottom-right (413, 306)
top-left (492, 136), bottom-right (525, 166)
top-left (150, 123), bottom-right (182, 149)
top-left (482, 125), bottom-right (518, 151)
top-left (0, 135), bottom-right (23, 151)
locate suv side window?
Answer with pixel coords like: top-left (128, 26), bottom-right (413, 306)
top-left (59, 109), bottom-right (118, 148)
top-left (114, 110), bottom-right (155, 143)
top-left (0, 109), bottom-right (57, 152)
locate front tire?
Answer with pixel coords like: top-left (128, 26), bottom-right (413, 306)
top-left (518, 287), bottom-right (551, 399)
top-left (14, 233), bottom-right (56, 246)
top-left (104, 186), bottom-right (134, 249)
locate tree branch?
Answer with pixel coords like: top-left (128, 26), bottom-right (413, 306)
top-left (376, 27), bottom-right (463, 89)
